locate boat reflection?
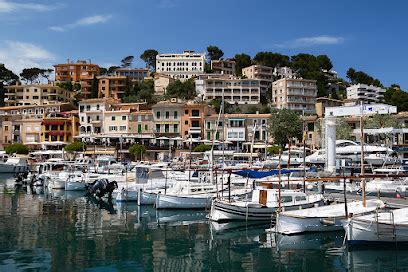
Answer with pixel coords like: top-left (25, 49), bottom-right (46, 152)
top-left (344, 248), bottom-right (408, 271)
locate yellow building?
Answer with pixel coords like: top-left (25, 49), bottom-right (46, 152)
top-left (41, 114), bottom-right (79, 143)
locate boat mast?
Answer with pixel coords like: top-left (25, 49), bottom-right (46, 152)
top-left (360, 102), bottom-right (366, 207)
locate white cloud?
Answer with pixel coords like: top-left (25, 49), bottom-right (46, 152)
top-left (275, 35), bottom-right (345, 48)
top-left (49, 14), bottom-right (113, 32)
top-left (0, 0), bottom-right (59, 13)
top-left (0, 41), bottom-right (55, 75)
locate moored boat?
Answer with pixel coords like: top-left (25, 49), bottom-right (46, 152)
top-left (272, 199), bottom-right (385, 235)
top-left (209, 188), bottom-right (324, 222)
top-left (344, 207), bottom-right (408, 245)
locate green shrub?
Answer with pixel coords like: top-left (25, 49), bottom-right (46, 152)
top-left (64, 141), bottom-right (85, 152)
top-left (5, 143), bottom-right (29, 155)
top-left (193, 144), bottom-right (211, 152)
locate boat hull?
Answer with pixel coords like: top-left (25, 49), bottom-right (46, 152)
top-left (345, 217), bottom-right (408, 245)
top-left (210, 200), bottom-right (319, 222)
top-left (275, 213), bottom-right (345, 234)
top-left (65, 182), bottom-right (87, 191)
top-left (48, 180), bottom-right (65, 189)
top-left (156, 193), bottom-right (213, 209)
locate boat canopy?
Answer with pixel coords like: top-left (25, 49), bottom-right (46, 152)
top-left (234, 169), bottom-right (299, 178)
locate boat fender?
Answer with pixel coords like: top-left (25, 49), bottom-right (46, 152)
top-left (320, 218), bottom-right (335, 226)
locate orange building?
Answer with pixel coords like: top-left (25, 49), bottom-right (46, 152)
top-left (181, 102), bottom-right (211, 139)
top-left (54, 60), bottom-right (100, 82)
top-left (98, 75), bottom-right (127, 100)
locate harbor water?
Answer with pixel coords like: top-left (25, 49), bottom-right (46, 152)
top-left (1, 174), bottom-right (407, 271)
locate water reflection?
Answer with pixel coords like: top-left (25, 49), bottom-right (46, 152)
top-left (0, 177), bottom-right (407, 271)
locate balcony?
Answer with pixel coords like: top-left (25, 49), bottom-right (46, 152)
top-left (189, 127), bottom-right (202, 134)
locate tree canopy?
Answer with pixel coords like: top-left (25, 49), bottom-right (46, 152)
top-left (207, 45), bottom-right (224, 61)
top-left (233, 53), bottom-right (252, 76)
top-left (165, 79), bottom-right (196, 100)
top-left (193, 144), bottom-right (211, 152)
top-left (140, 49), bottom-right (158, 71)
top-left (383, 85), bottom-right (408, 111)
top-left (346, 68), bottom-right (382, 87)
top-left (121, 55), bottom-right (134, 68)
top-left (20, 67), bottom-right (51, 83)
top-left (0, 64), bottom-right (19, 106)
top-left (5, 143), bottom-right (29, 155)
top-left (268, 109), bottom-right (302, 147)
top-left (91, 75), bottom-right (99, 98)
top-left (365, 114), bottom-right (399, 129)
top-left (253, 52), bottom-right (290, 68)
top-left (336, 118), bottom-right (353, 140)
top-left (64, 141), bottom-right (85, 152)
top-left (129, 144), bottom-right (146, 160)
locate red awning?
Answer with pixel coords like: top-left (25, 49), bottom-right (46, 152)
top-left (42, 120), bottom-right (65, 126)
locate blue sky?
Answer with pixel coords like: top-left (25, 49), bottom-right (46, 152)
top-left (0, 0), bottom-right (407, 89)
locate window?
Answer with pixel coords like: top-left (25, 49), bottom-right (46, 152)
top-left (33, 96), bottom-right (39, 99)
top-left (119, 126), bottom-right (126, 131)
top-left (185, 110), bottom-right (189, 115)
top-left (122, 116), bottom-right (126, 121)
top-left (165, 111), bottom-right (170, 119)
top-left (156, 112), bottom-right (160, 119)
top-left (112, 116), bottom-right (116, 121)
top-left (96, 115), bottom-right (99, 121)
top-left (109, 126), bottom-right (117, 131)
top-left (138, 124), bottom-right (142, 133)
top-left (81, 117), bottom-right (84, 122)
top-left (4, 126), bottom-right (8, 131)
top-left (185, 120), bottom-right (188, 125)
top-left (144, 124), bottom-right (148, 130)
top-left (174, 111), bottom-right (178, 118)
top-left (96, 104), bottom-right (100, 110)
top-left (307, 123), bottom-right (314, 131)
top-left (156, 124), bottom-right (160, 133)
top-left (86, 105), bottom-right (90, 111)
top-left (192, 110), bottom-right (199, 116)
top-left (173, 124), bottom-right (178, 132)
top-left (165, 124), bottom-right (169, 133)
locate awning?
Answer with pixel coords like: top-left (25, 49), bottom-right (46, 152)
top-left (84, 150), bottom-right (115, 155)
top-left (42, 120), bottom-right (65, 126)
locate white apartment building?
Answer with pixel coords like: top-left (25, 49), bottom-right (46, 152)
top-left (78, 98), bottom-right (115, 135)
top-left (273, 66), bottom-right (294, 79)
top-left (195, 74), bottom-right (261, 105)
top-left (272, 78), bottom-right (317, 114)
top-left (346, 84), bottom-right (385, 104)
top-left (155, 50), bottom-right (205, 81)
top-left (204, 113), bottom-right (271, 152)
top-left (242, 65), bottom-right (274, 93)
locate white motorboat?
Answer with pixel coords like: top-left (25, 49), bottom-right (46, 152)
top-left (0, 157), bottom-right (29, 173)
top-left (344, 207), bottom-right (408, 245)
top-left (209, 188), bottom-right (324, 222)
top-left (365, 179), bottom-right (408, 196)
top-left (365, 152), bottom-right (401, 166)
top-left (272, 199), bottom-right (385, 235)
top-left (305, 140), bottom-right (392, 164)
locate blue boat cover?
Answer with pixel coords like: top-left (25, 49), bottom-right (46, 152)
top-left (234, 169), bottom-right (299, 178)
